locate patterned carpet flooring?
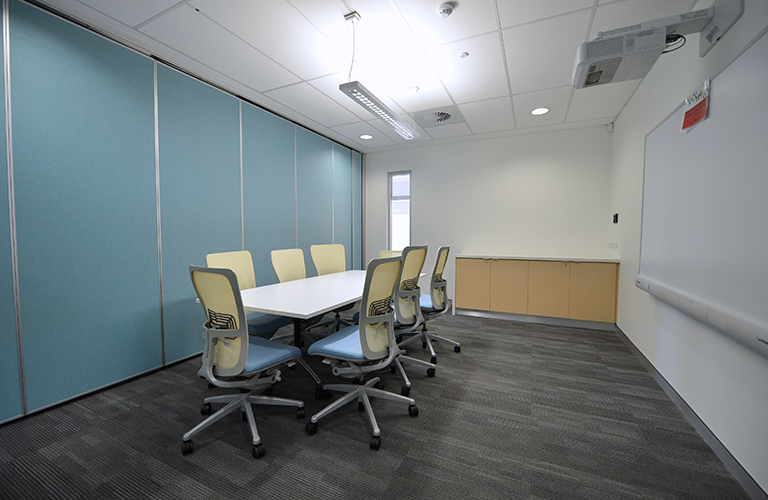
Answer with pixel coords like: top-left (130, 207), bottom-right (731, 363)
top-left (0, 314), bottom-right (753, 499)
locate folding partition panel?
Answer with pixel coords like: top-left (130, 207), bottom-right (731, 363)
top-left (333, 144), bottom-right (353, 271)
top-left (296, 127), bottom-right (333, 275)
top-left (10, 0), bottom-right (160, 411)
top-left (0, 2), bottom-right (21, 422)
top-left (352, 151), bottom-right (362, 270)
top-left (156, 64), bottom-right (241, 363)
top-left (242, 103), bottom-right (296, 286)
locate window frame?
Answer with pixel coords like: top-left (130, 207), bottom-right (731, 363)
top-left (388, 170), bottom-right (411, 251)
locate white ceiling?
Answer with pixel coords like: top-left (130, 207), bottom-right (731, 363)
top-left (34, 0), bottom-right (702, 153)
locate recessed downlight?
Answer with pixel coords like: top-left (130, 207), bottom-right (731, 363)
top-left (531, 107), bottom-right (550, 116)
top-left (360, 134), bottom-right (373, 140)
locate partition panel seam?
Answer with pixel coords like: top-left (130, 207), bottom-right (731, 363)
top-left (153, 61), bottom-right (165, 366)
top-left (239, 101), bottom-right (244, 250)
top-left (3, 0), bottom-right (25, 415)
top-left (294, 126), bottom-right (298, 248)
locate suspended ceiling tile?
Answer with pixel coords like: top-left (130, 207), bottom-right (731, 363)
top-left (423, 122), bottom-right (472, 140)
top-left (139, 4), bottom-right (300, 92)
top-left (567, 79), bottom-right (640, 123)
top-left (503, 10), bottom-right (592, 94)
top-left (513, 86), bottom-right (572, 129)
top-left (426, 32), bottom-right (510, 104)
top-left (497, 0), bottom-right (595, 29)
top-left (190, 0), bottom-right (341, 80)
top-left (78, 0), bottom-right (182, 28)
top-left (330, 122), bottom-right (398, 149)
top-left (392, 0), bottom-right (498, 48)
top-left (459, 97), bottom-right (516, 135)
top-left (265, 82), bottom-right (360, 128)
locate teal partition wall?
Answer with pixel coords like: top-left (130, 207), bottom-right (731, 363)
top-left (0, 1), bottom-right (362, 419)
top-left (157, 64), bottom-right (241, 363)
top-left (297, 128), bottom-right (333, 275)
top-left (352, 151), bottom-right (362, 270)
top-left (10, 0), bottom-right (159, 411)
top-left (0, 3), bottom-right (21, 422)
top-left (333, 144), bottom-right (353, 271)
top-left (242, 103), bottom-right (296, 286)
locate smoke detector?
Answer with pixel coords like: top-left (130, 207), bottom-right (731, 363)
top-left (438, 2), bottom-right (456, 18)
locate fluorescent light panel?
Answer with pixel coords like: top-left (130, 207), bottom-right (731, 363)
top-left (339, 81), bottom-right (418, 140)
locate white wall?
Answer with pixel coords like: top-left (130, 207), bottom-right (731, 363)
top-left (364, 126), bottom-right (615, 289)
top-left (611, 0), bottom-right (768, 492)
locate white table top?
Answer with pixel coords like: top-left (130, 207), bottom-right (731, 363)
top-left (240, 270), bottom-right (366, 320)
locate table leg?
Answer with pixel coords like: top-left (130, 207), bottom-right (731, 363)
top-left (293, 318), bottom-right (303, 348)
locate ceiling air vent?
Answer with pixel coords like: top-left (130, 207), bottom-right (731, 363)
top-left (413, 105), bottom-right (465, 129)
top-left (424, 111), bottom-right (452, 124)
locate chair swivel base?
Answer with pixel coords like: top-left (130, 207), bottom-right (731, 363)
top-left (182, 391), bottom-right (305, 459)
top-left (304, 377), bottom-right (418, 450)
top-left (398, 327), bottom-right (461, 364)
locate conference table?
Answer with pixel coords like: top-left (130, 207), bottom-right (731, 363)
top-left (240, 270), bottom-right (367, 347)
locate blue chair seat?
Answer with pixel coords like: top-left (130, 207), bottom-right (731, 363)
top-left (420, 295), bottom-right (436, 310)
top-left (244, 336), bottom-right (302, 373)
top-left (246, 311), bottom-right (292, 337)
top-left (307, 325), bottom-right (366, 361)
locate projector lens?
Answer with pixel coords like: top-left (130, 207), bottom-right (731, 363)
top-left (585, 70), bottom-right (603, 86)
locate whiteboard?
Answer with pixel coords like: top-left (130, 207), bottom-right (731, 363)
top-left (637, 29), bottom-right (768, 359)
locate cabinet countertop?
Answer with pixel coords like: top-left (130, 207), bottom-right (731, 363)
top-left (455, 255), bottom-right (620, 264)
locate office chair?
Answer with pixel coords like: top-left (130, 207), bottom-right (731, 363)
top-left (304, 256), bottom-right (419, 450)
top-left (183, 265), bottom-right (305, 459)
top-left (206, 251), bottom-right (291, 337)
top-left (269, 248), bottom-right (321, 346)
top-left (390, 245), bottom-right (436, 396)
top-left (398, 246), bottom-right (460, 363)
top-left (308, 244), bottom-right (355, 335)
top-left (206, 250), bottom-right (322, 387)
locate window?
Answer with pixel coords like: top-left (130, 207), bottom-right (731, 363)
top-left (389, 172), bottom-right (411, 251)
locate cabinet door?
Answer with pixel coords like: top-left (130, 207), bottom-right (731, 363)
top-left (528, 261), bottom-right (570, 318)
top-left (490, 259), bottom-right (528, 314)
top-left (455, 258), bottom-right (491, 310)
top-left (569, 262), bottom-right (618, 322)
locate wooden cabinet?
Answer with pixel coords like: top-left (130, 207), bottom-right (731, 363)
top-left (455, 257), bottom-right (618, 323)
top-left (455, 258), bottom-right (491, 310)
top-left (528, 260), bottom-right (570, 319)
top-left (489, 259), bottom-right (529, 314)
top-left (569, 262), bottom-right (618, 323)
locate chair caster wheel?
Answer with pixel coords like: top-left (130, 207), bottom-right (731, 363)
top-left (430, 356), bottom-right (437, 364)
top-left (358, 401), bottom-right (365, 412)
top-left (401, 386), bottom-right (410, 397)
top-left (252, 443), bottom-right (265, 459)
top-left (315, 386), bottom-right (327, 400)
top-left (296, 407), bottom-right (306, 419)
top-left (396, 335), bottom-right (403, 344)
top-left (200, 403), bottom-right (212, 415)
top-left (422, 342), bottom-right (427, 349)
top-left (305, 422), bottom-right (318, 435)
top-left (408, 405), bottom-right (419, 417)
top-left (370, 435), bottom-right (381, 450)
top-left (454, 346), bottom-right (461, 353)
top-left (390, 365), bottom-right (396, 374)
top-left (374, 381), bottom-right (384, 390)
top-left (182, 440), bottom-right (193, 455)
top-left (427, 368), bottom-right (436, 377)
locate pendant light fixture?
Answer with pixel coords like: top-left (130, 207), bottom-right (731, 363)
top-left (339, 11), bottom-right (418, 140)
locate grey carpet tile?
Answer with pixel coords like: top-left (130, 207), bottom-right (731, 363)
top-left (0, 314), bottom-right (753, 500)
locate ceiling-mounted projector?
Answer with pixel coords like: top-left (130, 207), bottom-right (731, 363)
top-left (572, 0), bottom-right (744, 89)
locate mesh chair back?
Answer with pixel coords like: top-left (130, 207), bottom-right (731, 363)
top-left (394, 245), bottom-right (427, 326)
top-left (359, 256), bottom-right (402, 360)
top-left (379, 250), bottom-right (401, 258)
top-left (205, 250), bottom-right (256, 290)
top-left (271, 248), bottom-right (306, 283)
top-left (190, 266), bottom-right (249, 377)
top-left (311, 244), bottom-right (346, 276)
top-left (428, 246), bottom-right (451, 311)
